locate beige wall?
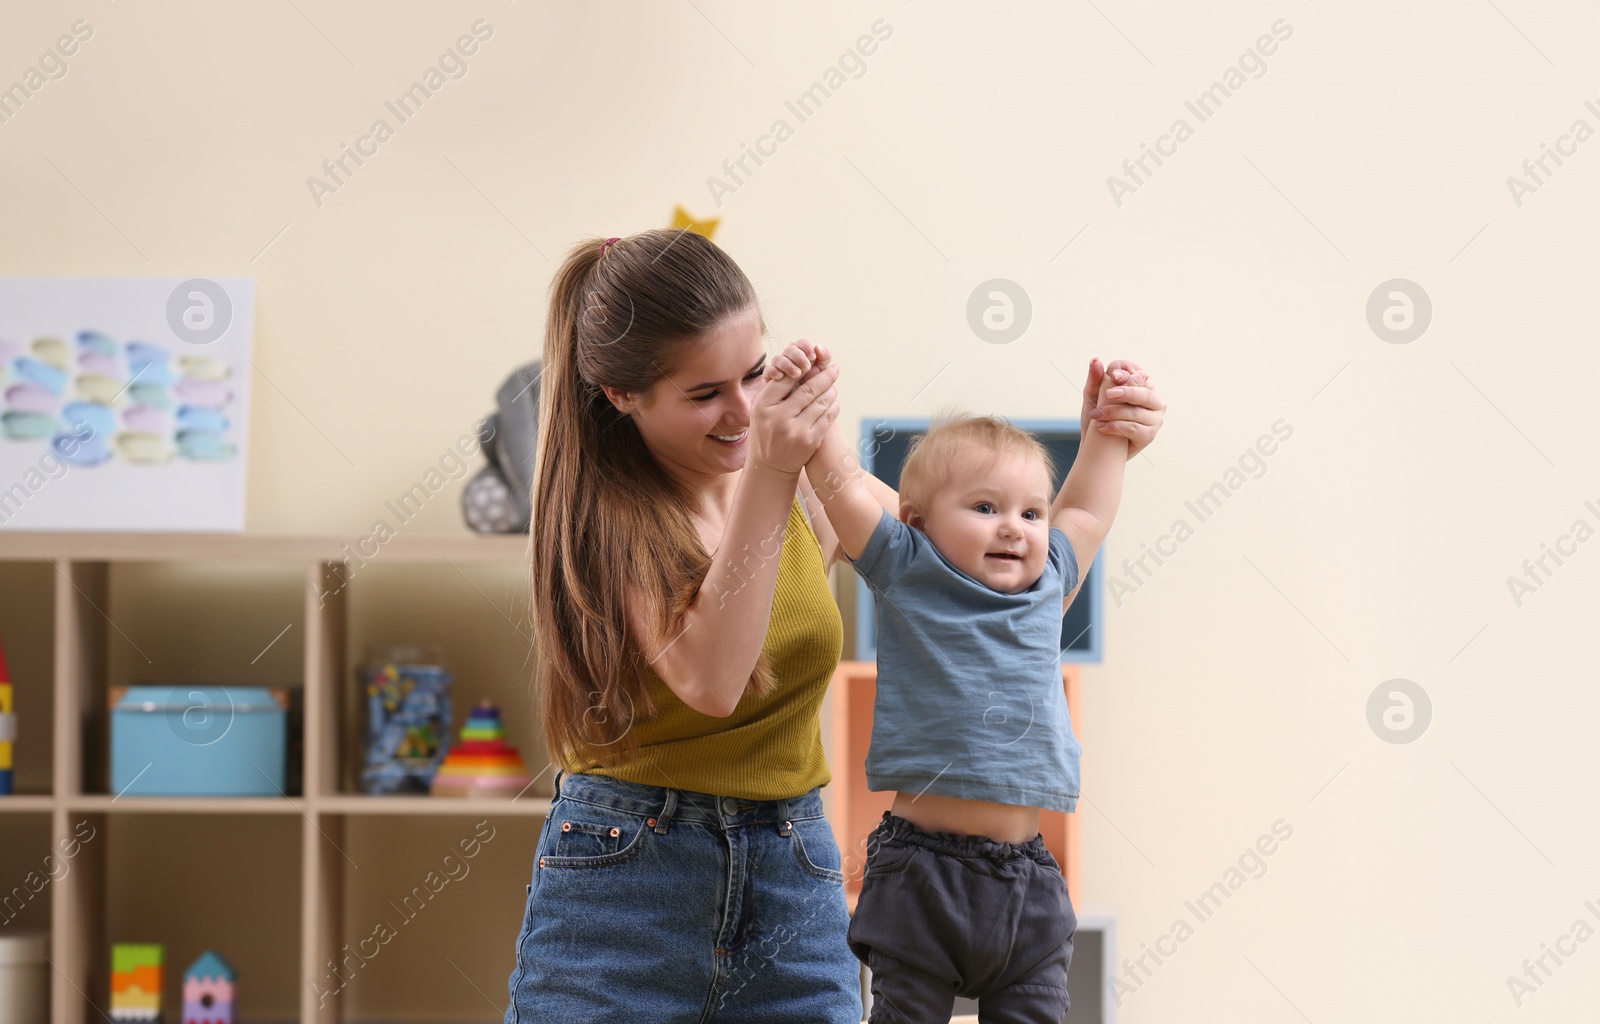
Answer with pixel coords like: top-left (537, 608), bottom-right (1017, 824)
top-left (4, 0), bottom-right (1599, 1019)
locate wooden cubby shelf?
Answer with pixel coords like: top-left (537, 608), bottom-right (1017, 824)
top-left (0, 533), bottom-right (547, 1024)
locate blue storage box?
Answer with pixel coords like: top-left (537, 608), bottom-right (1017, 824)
top-left (110, 685), bottom-right (296, 797)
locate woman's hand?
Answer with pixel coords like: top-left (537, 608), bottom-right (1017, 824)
top-left (749, 339), bottom-right (840, 475)
top-left (1082, 357), bottom-right (1165, 460)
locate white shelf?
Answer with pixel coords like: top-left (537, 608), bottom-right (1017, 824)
top-left (65, 795), bottom-right (307, 814)
top-left (21, 794), bottom-right (555, 816)
top-left (19, 535), bottom-right (542, 1024)
top-left (0, 794), bottom-right (54, 812)
top-left (0, 530), bottom-right (529, 563)
top-left (317, 794), bottom-right (553, 816)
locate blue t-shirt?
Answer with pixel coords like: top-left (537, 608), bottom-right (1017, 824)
top-left (846, 508), bottom-right (1082, 812)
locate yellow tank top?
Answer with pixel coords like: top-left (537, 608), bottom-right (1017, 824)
top-left (560, 496), bottom-right (844, 800)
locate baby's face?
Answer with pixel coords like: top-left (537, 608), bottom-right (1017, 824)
top-left (908, 448), bottom-right (1052, 595)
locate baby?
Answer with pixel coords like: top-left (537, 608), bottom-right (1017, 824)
top-left (775, 344), bottom-right (1140, 1022)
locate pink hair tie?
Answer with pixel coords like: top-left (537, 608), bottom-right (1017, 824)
top-left (599, 236), bottom-right (621, 256)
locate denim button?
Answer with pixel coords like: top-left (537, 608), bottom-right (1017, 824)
top-left (721, 796), bottom-right (739, 815)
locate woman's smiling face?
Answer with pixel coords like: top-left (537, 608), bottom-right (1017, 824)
top-left (602, 307), bottom-right (768, 487)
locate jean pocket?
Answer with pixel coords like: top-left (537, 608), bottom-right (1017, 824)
top-left (788, 814), bottom-right (846, 884)
top-left (540, 798), bottom-right (652, 869)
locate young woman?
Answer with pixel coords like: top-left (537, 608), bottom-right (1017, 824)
top-left (502, 228), bottom-right (1165, 1022)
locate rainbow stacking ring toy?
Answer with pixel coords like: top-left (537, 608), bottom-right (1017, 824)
top-left (430, 699), bottom-right (534, 799)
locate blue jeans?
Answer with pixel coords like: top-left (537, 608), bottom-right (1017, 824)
top-left (504, 768), bottom-right (863, 1023)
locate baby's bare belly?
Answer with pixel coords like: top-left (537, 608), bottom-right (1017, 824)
top-left (890, 789), bottom-right (1042, 845)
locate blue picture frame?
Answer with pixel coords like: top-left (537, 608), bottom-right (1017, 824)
top-left (852, 416), bottom-right (1104, 664)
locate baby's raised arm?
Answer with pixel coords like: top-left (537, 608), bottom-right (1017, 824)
top-left (1052, 362), bottom-right (1133, 610)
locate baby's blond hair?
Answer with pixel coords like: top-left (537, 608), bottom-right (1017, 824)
top-left (896, 409), bottom-right (1056, 518)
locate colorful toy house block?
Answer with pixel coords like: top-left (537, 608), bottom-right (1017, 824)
top-left (0, 632), bottom-right (14, 795)
top-left (182, 950), bottom-right (235, 1024)
top-left (430, 699), bottom-right (533, 798)
top-left (110, 943), bottom-right (163, 1022)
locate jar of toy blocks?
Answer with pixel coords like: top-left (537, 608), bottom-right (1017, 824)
top-left (358, 645), bottom-right (453, 795)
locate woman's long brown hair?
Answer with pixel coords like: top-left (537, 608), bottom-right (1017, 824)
top-left (533, 228), bottom-right (780, 771)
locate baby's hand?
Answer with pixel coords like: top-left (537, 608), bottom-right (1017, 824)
top-left (765, 339), bottom-right (833, 383)
top-left (1096, 360), bottom-right (1148, 404)
top-left (1086, 358), bottom-right (1164, 458)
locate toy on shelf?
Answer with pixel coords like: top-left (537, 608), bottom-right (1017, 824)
top-left (182, 950), bottom-right (235, 1024)
top-left (461, 360), bottom-right (540, 534)
top-left (0, 631), bottom-right (13, 796)
top-left (360, 647), bottom-right (452, 795)
top-left (431, 699), bottom-right (533, 798)
top-left (0, 931), bottom-right (48, 1020)
top-left (110, 943), bottom-right (163, 1022)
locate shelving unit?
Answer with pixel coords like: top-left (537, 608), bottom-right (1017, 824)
top-left (0, 533), bottom-right (545, 1024)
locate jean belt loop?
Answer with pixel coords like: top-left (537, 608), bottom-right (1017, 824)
top-left (778, 796), bottom-right (794, 836)
top-left (652, 787), bottom-right (678, 834)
